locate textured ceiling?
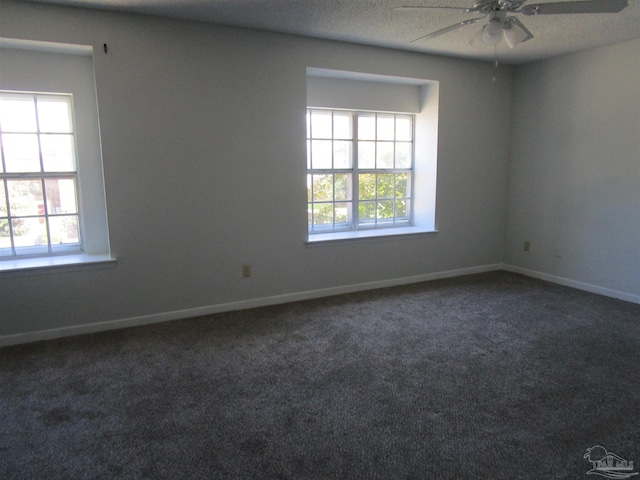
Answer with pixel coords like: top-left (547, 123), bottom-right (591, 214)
top-left (26, 0), bottom-right (640, 64)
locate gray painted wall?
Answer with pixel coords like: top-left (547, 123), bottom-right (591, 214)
top-left (0, 1), bottom-right (511, 339)
top-left (505, 39), bottom-right (640, 299)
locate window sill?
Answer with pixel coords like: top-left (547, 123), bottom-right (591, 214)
top-left (0, 253), bottom-right (116, 276)
top-left (306, 226), bottom-right (437, 246)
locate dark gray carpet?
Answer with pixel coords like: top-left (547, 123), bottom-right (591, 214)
top-left (1, 271), bottom-right (639, 479)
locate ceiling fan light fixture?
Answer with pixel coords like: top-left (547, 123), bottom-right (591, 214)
top-left (482, 18), bottom-right (503, 45)
top-left (470, 26), bottom-right (488, 47)
top-left (502, 21), bottom-right (528, 48)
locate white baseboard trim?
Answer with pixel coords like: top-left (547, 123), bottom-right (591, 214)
top-left (0, 263), bottom-right (502, 348)
top-left (503, 264), bottom-right (640, 305)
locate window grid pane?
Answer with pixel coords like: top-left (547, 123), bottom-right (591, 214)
top-left (0, 91), bottom-right (82, 258)
top-left (307, 108), bottom-right (414, 233)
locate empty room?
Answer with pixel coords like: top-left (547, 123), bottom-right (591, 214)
top-left (1, 0), bottom-right (639, 478)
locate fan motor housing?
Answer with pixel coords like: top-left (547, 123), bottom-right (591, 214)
top-left (498, 0), bottom-right (527, 10)
top-left (472, 0), bottom-right (526, 12)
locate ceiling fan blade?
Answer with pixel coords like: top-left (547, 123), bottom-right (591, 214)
top-left (521, 0), bottom-right (628, 15)
top-left (410, 18), bottom-right (483, 43)
top-left (394, 6), bottom-right (472, 11)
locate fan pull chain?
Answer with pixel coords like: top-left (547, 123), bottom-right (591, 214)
top-left (492, 44), bottom-right (499, 83)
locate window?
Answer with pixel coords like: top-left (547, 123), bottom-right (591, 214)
top-left (0, 40), bottom-right (111, 271)
top-left (0, 92), bottom-right (82, 258)
top-left (305, 68), bottom-right (439, 243)
top-left (307, 109), bottom-right (414, 234)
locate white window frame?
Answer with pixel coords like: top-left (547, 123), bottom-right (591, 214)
top-left (0, 39), bottom-right (113, 273)
top-left (307, 108), bottom-right (415, 235)
top-left (0, 91), bottom-right (83, 258)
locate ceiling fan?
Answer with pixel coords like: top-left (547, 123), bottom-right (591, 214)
top-left (396, 0), bottom-right (629, 49)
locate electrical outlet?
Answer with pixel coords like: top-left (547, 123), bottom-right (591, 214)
top-left (523, 241), bottom-right (530, 252)
top-left (242, 264), bottom-right (251, 278)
